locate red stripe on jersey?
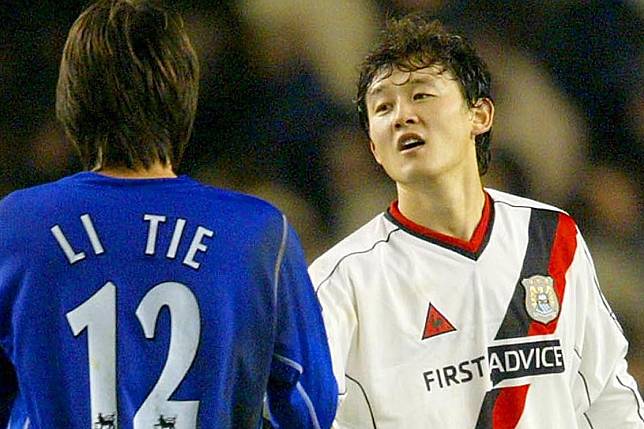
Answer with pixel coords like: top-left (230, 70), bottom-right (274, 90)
top-left (492, 384), bottom-right (530, 429)
top-left (480, 211), bottom-right (577, 429)
top-left (527, 213), bottom-right (577, 336)
top-left (388, 192), bottom-right (492, 254)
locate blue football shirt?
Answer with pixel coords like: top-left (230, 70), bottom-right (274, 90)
top-left (0, 172), bottom-right (337, 428)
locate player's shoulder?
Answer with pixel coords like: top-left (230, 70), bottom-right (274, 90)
top-left (1, 173), bottom-right (280, 214)
top-left (487, 188), bottom-right (569, 215)
top-left (487, 188), bottom-right (579, 234)
top-left (0, 174), bottom-right (289, 242)
top-left (0, 179), bottom-right (64, 216)
top-left (0, 180), bottom-right (75, 249)
top-left (171, 179), bottom-right (296, 252)
top-left (309, 212), bottom-right (397, 283)
top-left (194, 181), bottom-right (284, 217)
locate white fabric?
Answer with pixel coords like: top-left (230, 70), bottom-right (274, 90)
top-left (309, 189), bottom-right (643, 428)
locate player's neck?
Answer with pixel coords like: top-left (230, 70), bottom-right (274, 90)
top-left (396, 175), bottom-right (486, 242)
top-left (92, 162), bottom-right (176, 179)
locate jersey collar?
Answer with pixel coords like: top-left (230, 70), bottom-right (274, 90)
top-left (385, 191), bottom-right (494, 260)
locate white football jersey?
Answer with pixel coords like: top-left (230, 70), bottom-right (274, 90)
top-left (309, 189), bottom-right (643, 429)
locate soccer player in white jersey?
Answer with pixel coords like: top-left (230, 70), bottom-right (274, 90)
top-left (0, 1), bottom-right (336, 428)
top-left (308, 14), bottom-right (643, 429)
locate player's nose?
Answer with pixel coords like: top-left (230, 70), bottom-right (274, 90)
top-left (393, 102), bottom-right (419, 129)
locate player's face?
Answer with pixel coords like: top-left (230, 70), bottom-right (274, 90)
top-left (365, 66), bottom-right (491, 186)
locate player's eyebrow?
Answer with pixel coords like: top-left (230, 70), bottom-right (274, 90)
top-left (368, 75), bottom-right (438, 97)
top-left (367, 81), bottom-right (388, 97)
top-left (407, 76), bottom-right (438, 86)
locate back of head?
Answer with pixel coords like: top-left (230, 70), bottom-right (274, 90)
top-left (56, 0), bottom-right (199, 171)
top-left (356, 14), bottom-right (493, 175)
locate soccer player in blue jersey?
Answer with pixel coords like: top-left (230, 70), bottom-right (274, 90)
top-left (0, 1), bottom-right (336, 428)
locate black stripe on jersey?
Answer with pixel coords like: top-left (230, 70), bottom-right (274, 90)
top-left (345, 374), bottom-right (377, 429)
top-left (616, 375), bottom-right (644, 422)
top-left (383, 203), bottom-right (495, 261)
top-left (494, 208), bottom-right (559, 340)
top-left (474, 388), bottom-right (502, 429)
top-left (314, 227), bottom-right (400, 295)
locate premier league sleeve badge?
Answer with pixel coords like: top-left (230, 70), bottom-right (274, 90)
top-left (521, 275), bottom-right (559, 324)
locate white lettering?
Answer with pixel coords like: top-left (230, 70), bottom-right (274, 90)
top-left (504, 351), bottom-right (521, 372)
top-left (554, 347), bottom-right (564, 367)
top-left (167, 218), bottom-right (187, 259)
top-left (489, 353), bottom-right (504, 373)
top-left (519, 348), bottom-right (535, 368)
top-left (80, 214), bottom-right (104, 255)
top-left (54, 213), bottom-right (214, 270)
top-left (51, 225), bottom-right (86, 264)
top-left (143, 214), bottom-right (166, 255)
top-left (542, 347), bottom-right (555, 368)
top-left (183, 226), bottom-right (214, 269)
top-left (51, 214), bottom-right (104, 264)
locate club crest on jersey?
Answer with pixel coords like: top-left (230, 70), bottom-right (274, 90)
top-left (522, 275), bottom-right (559, 324)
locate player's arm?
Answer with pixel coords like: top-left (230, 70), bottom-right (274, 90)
top-left (265, 217), bottom-right (338, 429)
top-left (309, 252), bottom-right (358, 418)
top-left (574, 236), bottom-right (643, 428)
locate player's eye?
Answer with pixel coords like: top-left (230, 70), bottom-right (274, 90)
top-left (374, 103), bottom-right (391, 114)
top-left (413, 93), bottom-right (433, 100)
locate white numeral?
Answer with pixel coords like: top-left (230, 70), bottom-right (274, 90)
top-left (67, 282), bottom-right (117, 425)
top-left (134, 282), bottom-right (200, 427)
top-left (67, 281), bottom-right (201, 428)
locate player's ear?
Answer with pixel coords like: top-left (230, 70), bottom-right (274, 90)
top-left (369, 140), bottom-right (383, 165)
top-left (470, 98), bottom-right (494, 136)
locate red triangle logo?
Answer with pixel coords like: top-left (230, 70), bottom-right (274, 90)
top-left (422, 303), bottom-right (456, 339)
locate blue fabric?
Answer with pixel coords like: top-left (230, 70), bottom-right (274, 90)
top-left (0, 172), bottom-right (336, 428)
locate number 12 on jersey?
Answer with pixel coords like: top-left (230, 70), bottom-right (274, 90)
top-left (66, 281), bottom-right (201, 428)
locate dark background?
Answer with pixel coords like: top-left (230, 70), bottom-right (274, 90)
top-left (2, 0), bottom-right (642, 384)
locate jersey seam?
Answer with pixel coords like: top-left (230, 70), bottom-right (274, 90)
top-left (296, 382), bottom-right (322, 429)
top-left (273, 352), bottom-right (303, 374)
top-left (577, 370), bottom-right (592, 408)
top-left (615, 374), bottom-right (644, 422)
top-left (345, 373), bottom-right (377, 429)
top-left (273, 214), bottom-right (289, 328)
top-left (314, 227), bottom-right (400, 295)
top-left (574, 348), bottom-right (582, 360)
top-left (493, 200), bottom-right (565, 213)
top-left (581, 244), bottom-right (624, 334)
top-left (573, 349), bottom-right (592, 408)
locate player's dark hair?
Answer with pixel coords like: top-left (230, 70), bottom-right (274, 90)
top-left (356, 14), bottom-right (493, 175)
top-left (56, 0), bottom-right (199, 171)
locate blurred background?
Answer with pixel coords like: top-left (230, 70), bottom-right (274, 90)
top-left (2, 0), bottom-right (642, 384)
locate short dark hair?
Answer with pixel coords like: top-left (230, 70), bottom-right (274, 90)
top-left (56, 0), bottom-right (199, 171)
top-left (356, 14), bottom-right (493, 175)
